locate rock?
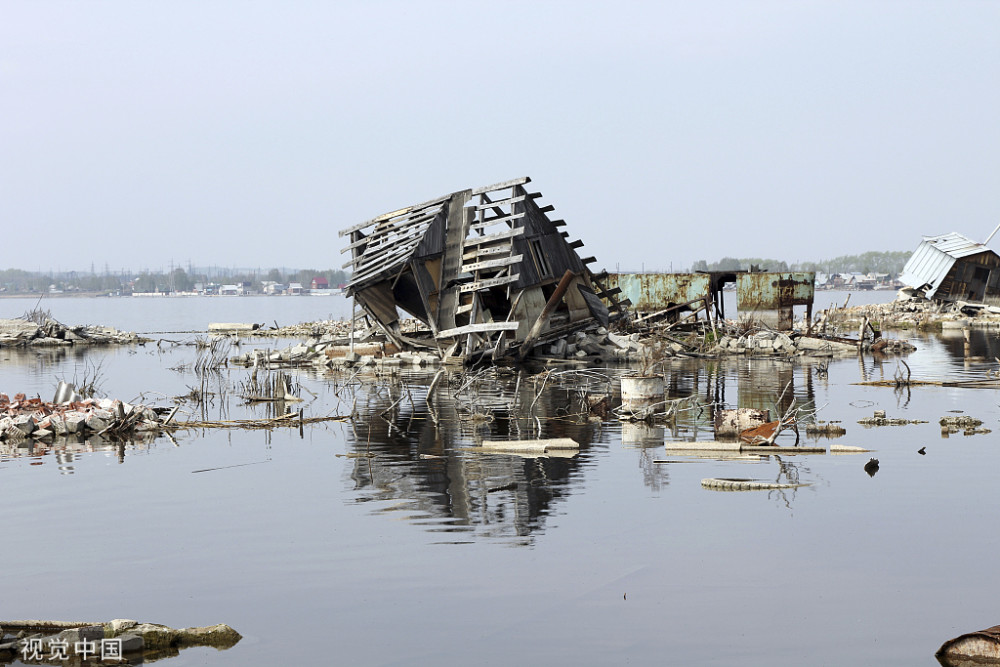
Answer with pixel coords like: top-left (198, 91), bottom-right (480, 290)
top-left (106, 619), bottom-right (138, 635)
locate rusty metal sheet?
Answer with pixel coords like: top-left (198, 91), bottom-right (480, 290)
top-left (736, 272), bottom-right (815, 309)
top-left (606, 273), bottom-right (711, 311)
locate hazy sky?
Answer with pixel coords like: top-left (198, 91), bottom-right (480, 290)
top-left (4, 1), bottom-right (1000, 274)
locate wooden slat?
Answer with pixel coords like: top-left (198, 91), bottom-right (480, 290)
top-left (581, 256), bottom-right (596, 264)
top-left (537, 204), bottom-right (555, 214)
top-left (463, 254), bottom-right (523, 273)
top-left (469, 211), bottom-right (525, 230)
top-left (338, 195), bottom-right (449, 236)
top-left (436, 321), bottom-right (520, 338)
top-left (455, 302), bottom-right (475, 315)
top-left (470, 177), bottom-right (531, 196)
top-left (463, 244), bottom-right (511, 261)
top-left (569, 239), bottom-right (584, 249)
top-left (551, 219), bottom-right (566, 227)
top-left (458, 274), bottom-right (520, 292)
top-left (474, 195), bottom-right (524, 211)
top-left (597, 286), bottom-right (622, 298)
top-left (463, 227), bottom-right (524, 247)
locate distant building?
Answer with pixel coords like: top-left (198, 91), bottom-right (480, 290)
top-left (287, 282), bottom-right (304, 295)
top-left (899, 232), bottom-right (1000, 304)
top-left (219, 284), bottom-right (240, 296)
top-left (311, 276), bottom-right (329, 290)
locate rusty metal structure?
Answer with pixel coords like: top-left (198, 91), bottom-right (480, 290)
top-left (736, 272), bottom-right (815, 331)
top-left (899, 232), bottom-right (1000, 305)
top-left (339, 177), bottom-right (629, 363)
top-left (607, 270), bottom-right (814, 331)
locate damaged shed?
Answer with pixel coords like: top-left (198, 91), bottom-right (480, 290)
top-left (339, 177), bottom-right (627, 363)
top-left (899, 232), bottom-right (1000, 305)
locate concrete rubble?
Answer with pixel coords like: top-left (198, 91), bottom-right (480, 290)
top-left (0, 391), bottom-right (169, 444)
top-left (0, 619), bottom-right (240, 663)
top-left (0, 318), bottom-right (143, 347)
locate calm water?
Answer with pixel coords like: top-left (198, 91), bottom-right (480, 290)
top-left (0, 293), bottom-right (999, 666)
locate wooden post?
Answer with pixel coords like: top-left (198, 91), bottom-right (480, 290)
top-left (349, 297), bottom-right (356, 358)
top-left (517, 270), bottom-right (576, 360)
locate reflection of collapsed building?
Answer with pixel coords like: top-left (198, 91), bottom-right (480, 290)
top-left (340, 177), bottom-right (629, 364)
top-left (899, 232), bottom-right (1000, 305)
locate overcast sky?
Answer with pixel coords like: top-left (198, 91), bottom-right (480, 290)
top-left (4, 1), bottom-right (1000, 274)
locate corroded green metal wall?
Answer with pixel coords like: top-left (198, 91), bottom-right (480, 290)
top-left (607, 273), bottom-right (711, 311)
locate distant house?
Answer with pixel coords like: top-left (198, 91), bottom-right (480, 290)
top-left (287, 282), bottom-right (304, 295)
top-left (219, 284), bottom-right (240, 296)
top-left (262, 281), bottom-right (286, 295)
top-left (311, 276), bottom-right (329, 290)
top-left (899, 232), bottom-right (1000, 304)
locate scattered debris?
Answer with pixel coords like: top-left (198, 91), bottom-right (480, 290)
top-left (0, 317), bottom-right (143, 347)
top-left (940, 415), bottom-right (991, 436)
top-left (806, 422), bottom-right (847, 437)
top-left (858, 411), bottom-right (928, 426)
top-left (479, 438), bottom-right (580, 455)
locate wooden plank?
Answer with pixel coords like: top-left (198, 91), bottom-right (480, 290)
top-left (474, 195), bottom-right (524, 211)
top-left (463, 226), bottom-right (524, 247)
top-left (341, 218), bottom-right (431, 255)
top-left (569, 239), bottom-right (584, 249)
top-left (537, 204), bottom-right (555, 214)
top-left (436, 321), bottom-right (520, 338)
top-left (469, 211), bottom-right (525, 230)
top-left (580, 256), bottom-right (596, 264)
top-left (463, 244), bottom-right (511, 261)
top-left (597, 286), bottom-right (622, 298)
top-left (551, 219), bottom-right (566, 227)
top-left (458, 274), bottom-right (520, 292)
top-left (470, 177), bottom-right (531, 195)
top-left (455, 302), bottom-right (475, 315)
top-left (463, 254), bottom-right (523, 273)
top-left (338, 195), bottom-right (449, 236)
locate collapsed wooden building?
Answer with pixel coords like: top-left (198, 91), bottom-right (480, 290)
top-left (339, 177), bottom-right (629, 363)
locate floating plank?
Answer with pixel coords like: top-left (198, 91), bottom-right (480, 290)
top-left (480, 438), bottom-right (579, 453)
top-left (474, 195), bottom-right (525, 210)
top-left (464, 227), bottom-right (525, 247)
top-left (458, 274), bottom-right (520, 292)
top-left (436, 321), bottom-right (520, 338)
top-left (470, 177), bottom-right (530, 195)
top-left (463, 254), bottom-right (523, 272)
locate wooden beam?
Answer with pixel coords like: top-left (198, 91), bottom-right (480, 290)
top-left (458, 274), bottom-right (520, 292)
top-left (537, 204), bottom-right (555, 214)
top-left (473, 195), bottom-right (525, 210)
top-left (463, 254), bottom-right (523, 272)
top-left (463, 227), bottom-right (524, 247)
top-left (436, 321), bottom-right (521, 338)
top-left (463, 244), bottom-right (512, 261)
top-left (569, 239), bottom-right (584, 249)
top-left (470, 177), bottom-right (531, 195)
top-left (469, 211), bottom-right (525, 230)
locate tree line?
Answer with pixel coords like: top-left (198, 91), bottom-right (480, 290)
top-left (689, 251), bottom-right (912, 276)
top-left (0, 267), bottom-right (350, 295)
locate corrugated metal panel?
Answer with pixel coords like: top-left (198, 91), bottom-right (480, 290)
top-left (898, 232), bottom-right (998, 298)
top-left (898, 240), bottom-right (956, 298)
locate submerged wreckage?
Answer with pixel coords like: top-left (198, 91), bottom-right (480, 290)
top-left (339, 177), bottom-right (629, 364)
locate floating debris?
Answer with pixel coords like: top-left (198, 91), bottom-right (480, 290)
top-left (0, 317), bottom-right (143, 347)
top-left (701, 478), bottom-right (811, 491)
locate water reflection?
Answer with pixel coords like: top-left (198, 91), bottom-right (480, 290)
top-left (0, 433), bottom-right (158, 472)
top-left (343, 370), bottom-right (609, 543)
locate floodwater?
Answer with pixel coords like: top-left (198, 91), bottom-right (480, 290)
top-left (0, 293), bottom-right (999, 666)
